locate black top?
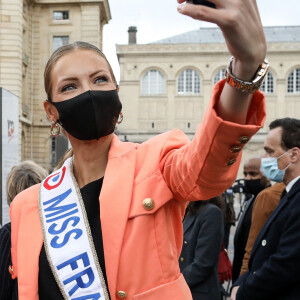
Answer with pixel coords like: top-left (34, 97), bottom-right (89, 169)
top-left (38, 178), bottom-right (110, 299)
top-left (0, 222), bottom-right (18, 300)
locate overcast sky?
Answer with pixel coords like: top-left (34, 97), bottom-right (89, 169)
top-left (103, 0), bottom-right (300, 82)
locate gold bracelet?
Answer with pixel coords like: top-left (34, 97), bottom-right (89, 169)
top-left (225, 56), bottom-right (269, 93)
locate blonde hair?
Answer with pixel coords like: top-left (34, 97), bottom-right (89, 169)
top-left (44, 41), bottom-right (117, 101)
top-left (6, 160), bottom-right (48, 206)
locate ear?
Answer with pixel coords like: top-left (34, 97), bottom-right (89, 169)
top-left (44, 100), bottom-right (59, 122)
top-left (290, 147), bottom-right (300, 162)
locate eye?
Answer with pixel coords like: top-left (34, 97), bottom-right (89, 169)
top-left (249, 172), bottom-right (258, 176)
top-left (94, 76), bottom-right (107, 84)
top-left (61, 84), bottom-right (76, 92)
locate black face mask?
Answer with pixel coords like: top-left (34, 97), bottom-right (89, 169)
top-left (244, 179), bottom-right (267, 197)
top-left (50, 89), bottom-right (122, 140)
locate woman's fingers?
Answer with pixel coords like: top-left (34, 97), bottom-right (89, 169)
top-left (177, 0), bottom-right (267, 65)
top-left (177, 3), bottom-right (223, 24)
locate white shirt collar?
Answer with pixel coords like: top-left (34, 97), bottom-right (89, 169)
top-left (286, 175), bottom-right (300, 193)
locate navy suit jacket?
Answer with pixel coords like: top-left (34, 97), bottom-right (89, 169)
top-left (0, 222), bottom-right (18, 300)
top-left (234, 178), bottom-right (300, 300)
top-left (179, 204), bottom-right (224, 300)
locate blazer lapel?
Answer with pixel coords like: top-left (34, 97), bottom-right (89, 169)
top-left (235, 196), bottom-right (254, 236)
top-left (183, 213), bottom-right (197, 234)
top-left (250, 189), bottom-right (289, 258)
top-left (100, 135), bottom-right (137, 297)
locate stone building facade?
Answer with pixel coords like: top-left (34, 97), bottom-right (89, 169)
top-left (116, 26), bottom-right (300, 177)
top-left (0, 0), bottom-right (111, 170)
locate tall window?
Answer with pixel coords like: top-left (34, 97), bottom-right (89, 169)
top-left (214, 68), bottom-right (226, 85)
top-left (260, 72), bottom-right (274, 93)
top-left (287, 68), bottom-right (300, 93)
top-left (53, 36), bottom-right (69, 51)
top-left (177, 69), bottom-right (200, 94)
top-left (53, 11), bottom-right (69, 20)
top-left (141, 70), bottom-right (165, 95)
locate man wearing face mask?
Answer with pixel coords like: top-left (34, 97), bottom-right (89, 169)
top-left (232, 157), bottom-right (271, 283)
top-left (231, 117), bottom-right (300, 300)
top-left (243, 157), bottom-right (271, 197)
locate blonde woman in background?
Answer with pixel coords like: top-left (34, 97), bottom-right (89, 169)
top-left (0, 161), bottom-right (48, 300)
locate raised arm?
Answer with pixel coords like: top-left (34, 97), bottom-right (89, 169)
top-left (177, 0), bottom-right (267, 124)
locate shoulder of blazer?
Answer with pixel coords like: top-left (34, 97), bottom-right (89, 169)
top-left (138, 129), bottom-right (189, 157)
top-left (133, 129), bottom-right (190, 184)
top-left (108, 129), bottom-right (189, 159)
top-left (10, 183), bottom-right (40, 224)
top-left (189, 204), bottom-right (222, 226)
top-left (198, 204), bottom-right (223, 226)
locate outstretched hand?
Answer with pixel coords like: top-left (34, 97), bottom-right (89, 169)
top-left (177, 0), bottom-right (266, 81)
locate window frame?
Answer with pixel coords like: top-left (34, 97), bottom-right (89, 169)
top-left (287, 68), bottom-right (300, 94)
top-left (53, 11), bottom-right (70, 21)
top-left (141, 69), bottom-right (166, 96)
top-left (260, 72), bottom-right (274, 94)
top-left (177, 69), bottom-right (201, 95)
top-left (52, 35), bottom-right (69, 51)
top-left (213, 68), bottom-right (226, 85)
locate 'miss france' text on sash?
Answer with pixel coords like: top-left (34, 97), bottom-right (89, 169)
top-left (39, 158), bottom-right (108, 300)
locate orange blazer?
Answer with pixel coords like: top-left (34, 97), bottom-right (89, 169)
top-left (10, 81), bottom-right (266, 300)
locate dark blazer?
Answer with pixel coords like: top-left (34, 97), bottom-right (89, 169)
top-left (179, 203), bottom-right (224, 300)
top-left (232, 195), bottom-right (255, 283)
top-left (0, 222), bottom-right (18, 300)
top-left (234, 178), bottom-right (300, 300)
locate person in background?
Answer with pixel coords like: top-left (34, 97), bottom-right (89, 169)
top-left (0, 161), bottom-right (48, 300)
top-left (232, 157), bottom-right (271, 283)
top-left (231, 118), bottom-right (300, 300)
top-left (239, 181), bottom-right (285, 276)
top-left (179, 196), bottom-right (224, 300)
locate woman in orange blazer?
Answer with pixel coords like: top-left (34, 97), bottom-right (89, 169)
top-left (10, 1), bottom-right (267, 299)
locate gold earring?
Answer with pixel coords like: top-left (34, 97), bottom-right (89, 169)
top-left (50, 121), bottom-right (60, 137)
top-left (117, 112), bottom-right (123, 124)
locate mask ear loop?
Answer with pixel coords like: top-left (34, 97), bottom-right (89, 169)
top-left (283, 162), bottom-right (292, 171)
top-left (277, 150), bottom-right (292, 171)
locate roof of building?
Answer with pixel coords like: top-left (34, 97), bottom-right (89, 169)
top-left (151, 26), bottom-right (300, 44)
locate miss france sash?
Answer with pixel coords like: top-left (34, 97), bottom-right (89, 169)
top-left (39, 157), bottom-right (109, 300)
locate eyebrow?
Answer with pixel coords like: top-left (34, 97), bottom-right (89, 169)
top-left (57, 70), bottom-right (109, 85)
top-left (89, 70), bottom-right (109, 78)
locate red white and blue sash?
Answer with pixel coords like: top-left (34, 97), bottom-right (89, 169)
top-left (39, 157), bottom-right (109, 300)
